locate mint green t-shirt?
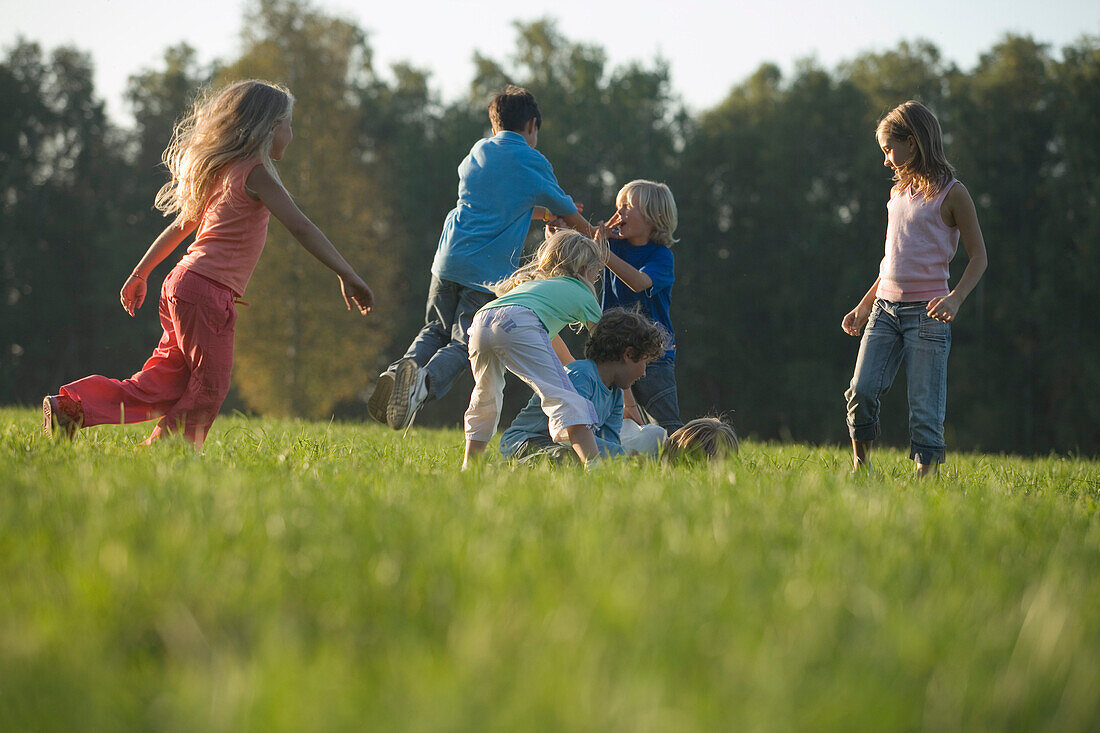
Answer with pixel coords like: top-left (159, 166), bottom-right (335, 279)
top-left (480, 276), bottom-right (602, 337)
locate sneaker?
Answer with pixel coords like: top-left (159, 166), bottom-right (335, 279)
top-left (367, 368), bottom-right (395, 423)
top-left (387, 358), bottom-right (428, 430)
top-left (43, 394), bottom-right (83, 438)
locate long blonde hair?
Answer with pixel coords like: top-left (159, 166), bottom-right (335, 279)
top-left (618, 180), bottom-right (679, 246)
top-left (491, 229), bottom-right (609, 298)
top-left (154, 80), bottom-right (294, 222)
top-left (877, 100), bottom-right (955, 201)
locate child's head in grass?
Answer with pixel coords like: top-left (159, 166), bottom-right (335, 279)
top-left (662, 417), bottom-right (739, 463)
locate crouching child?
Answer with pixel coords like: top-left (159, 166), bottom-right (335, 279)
top-left (501, 308), bottom-right (667, 462)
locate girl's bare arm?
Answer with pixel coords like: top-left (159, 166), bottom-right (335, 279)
top-left (927, 184), bottom-right (988, 322)
top-left (841, 278), bottom-right (881, 336)
top-left (248, 166), bottom-right (374, 314)
top-left (120, 217), bottom-right (199, 316)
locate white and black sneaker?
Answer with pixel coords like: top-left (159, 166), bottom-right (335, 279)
top-left (367, 368), bottom-right (395, 423)
top-left (387, 358), bottom-right (428, 431)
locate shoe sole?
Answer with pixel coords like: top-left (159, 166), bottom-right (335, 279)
top-left (42, 396), bottom-right (54, 437)
top-left (387, 359), bottom-right (418, 430)
top-left (43, 395), bottom-right (80, 439)
top-left (367, 371), bottom-right (394, 423)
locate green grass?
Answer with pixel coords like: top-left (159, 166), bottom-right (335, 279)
top-left (2, 407), bottom-right (1099, 731)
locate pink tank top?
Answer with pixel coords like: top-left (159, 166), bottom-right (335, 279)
top-left (876, 179), bottom-right (960, 302)
top-left (178, 159), bottom-right (271, 297)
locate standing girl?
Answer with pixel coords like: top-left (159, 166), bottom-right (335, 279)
top-left (42, 80), bottom-right (374, 447)
top-left (463, 229), bottom-right (608, 468)
top-left (842, 100), bottom-right (988, 475)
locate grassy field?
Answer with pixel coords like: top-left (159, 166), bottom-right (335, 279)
top-left (2, 407), bottom-right (1099, 732)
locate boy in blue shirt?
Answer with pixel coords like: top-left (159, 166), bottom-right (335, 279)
top-left (370, 85), bottom-right (594, 430)
top-left (600, 179), bottom-right (684, 433)
top-left (501, 309), bottom-right (668, 461)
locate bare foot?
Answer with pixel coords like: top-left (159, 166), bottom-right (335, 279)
top-left (915, 462), bottom-right (938, 478)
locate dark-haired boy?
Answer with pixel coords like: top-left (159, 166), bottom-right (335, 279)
top-left (501, 309), bottom-right (668, 461)
top-left (370, 85), bottom-right (593, 430)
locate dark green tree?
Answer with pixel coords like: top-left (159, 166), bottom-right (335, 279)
top-left (0, 41), bottom-right (132, 403)
top-left (223, 0), bottom-right (397, 418)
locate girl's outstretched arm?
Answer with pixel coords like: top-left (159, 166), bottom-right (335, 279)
top-left (841, 278), bottom-right (880, 336)
top-left (120, 216), bottom-right (199, 316)
top-left (247, 166), bottom-right (374, 315)
top-left (927, 183), bottom-right (988, 323)
top-left (557, 211), bottom-right (596, 239)
top-left (551, 335), bottom-right (575, 365)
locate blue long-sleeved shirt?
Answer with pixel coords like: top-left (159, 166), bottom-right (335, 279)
top-left (431, 131), bottom-right (577, 292)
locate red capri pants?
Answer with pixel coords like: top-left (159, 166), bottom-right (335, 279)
top-left (61, 265), bottom-right (237, 447)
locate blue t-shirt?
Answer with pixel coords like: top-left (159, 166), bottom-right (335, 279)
top-left (431, 131), bottom-right (578, 292)
top-left (602, 238), bottom-right (676, 359)
top-left (500, 359), bottom-right (625, 457)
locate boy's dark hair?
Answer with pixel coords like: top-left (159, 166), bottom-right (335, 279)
top-left (584, 308), bottom-right (667, 364)
top-left (488, 85), bottom-right (542, 132)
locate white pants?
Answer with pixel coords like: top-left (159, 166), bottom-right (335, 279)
top-left (464, 305), bottom-right (597, 443)
top-left (619, 419), bottom-right (667, 456)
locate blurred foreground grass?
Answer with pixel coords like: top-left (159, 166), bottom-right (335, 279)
top-left (2, 408), bottom-right (1099, 731)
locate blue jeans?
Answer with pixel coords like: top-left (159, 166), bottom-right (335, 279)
top-left (394, 275), bottom-right (494, 402)
top-left (845, 299), bottom-right (951, 464)
top-left (633, 357), bottom-right (683, 433)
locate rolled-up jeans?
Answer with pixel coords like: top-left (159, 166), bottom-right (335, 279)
top-left (395, 274), bottom-right (494, 402)
top-left (845, 298), bottom-right (951, 464)
top-left (631, 357), bottom-right (683, 433)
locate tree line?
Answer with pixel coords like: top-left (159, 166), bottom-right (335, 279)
top-left (2, 0), bottom-right (1097, 455)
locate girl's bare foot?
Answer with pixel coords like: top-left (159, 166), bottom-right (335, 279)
top-left (915, 462), bottom-right (938, 478)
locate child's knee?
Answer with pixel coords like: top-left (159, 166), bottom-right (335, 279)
top-left (192, 376), bottom-right (231, 414)
top-left (844, 377), bottom-right (882, 410)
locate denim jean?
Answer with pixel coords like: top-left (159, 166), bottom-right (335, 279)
top-left (394, 275), bottom-right (494, 402)
top-left (633, 357), bottom-right (683, 433)
top-left (508, 435), bottom-right (579, 463)
top-left (845, 299), bottom-right (951, 464)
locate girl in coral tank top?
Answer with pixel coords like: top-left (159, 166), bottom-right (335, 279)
top-left (43, 80), bottom-right (375, 448)
top-left (841, 100), bottom-right (988, 476)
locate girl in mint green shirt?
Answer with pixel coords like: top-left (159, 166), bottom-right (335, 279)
top-left (463, 230), bottom-right (608, 468)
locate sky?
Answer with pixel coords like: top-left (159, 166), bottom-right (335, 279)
top-left (4, 0), bottom-right (1098, 125)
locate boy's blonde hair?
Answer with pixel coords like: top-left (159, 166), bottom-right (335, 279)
top-left (155, 80), bottom-right (295, 222)
top-left (618, 180), bottom-right (679, 247)
top-left (876, 100), bottom-right (955, 201)
top-left (491, 229), bottom-right (610, 298)
top-left (662, 417), bottom-right (739, 463)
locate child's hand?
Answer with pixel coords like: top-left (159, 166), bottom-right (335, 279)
top-left (605, 210), bottom-right (623, 233)
top-left (120, 274), bottom-right (147, 317)
top-left (340, 275), bottom-right (374, 315)
top-left (593, 221), bottom-right (611, 243)
top-left (543, 217), bottom-right (569, 240)
top-left (841, 304), bottom-right (871, 336)
top-left (926, 294), bottom-right (959, 323)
